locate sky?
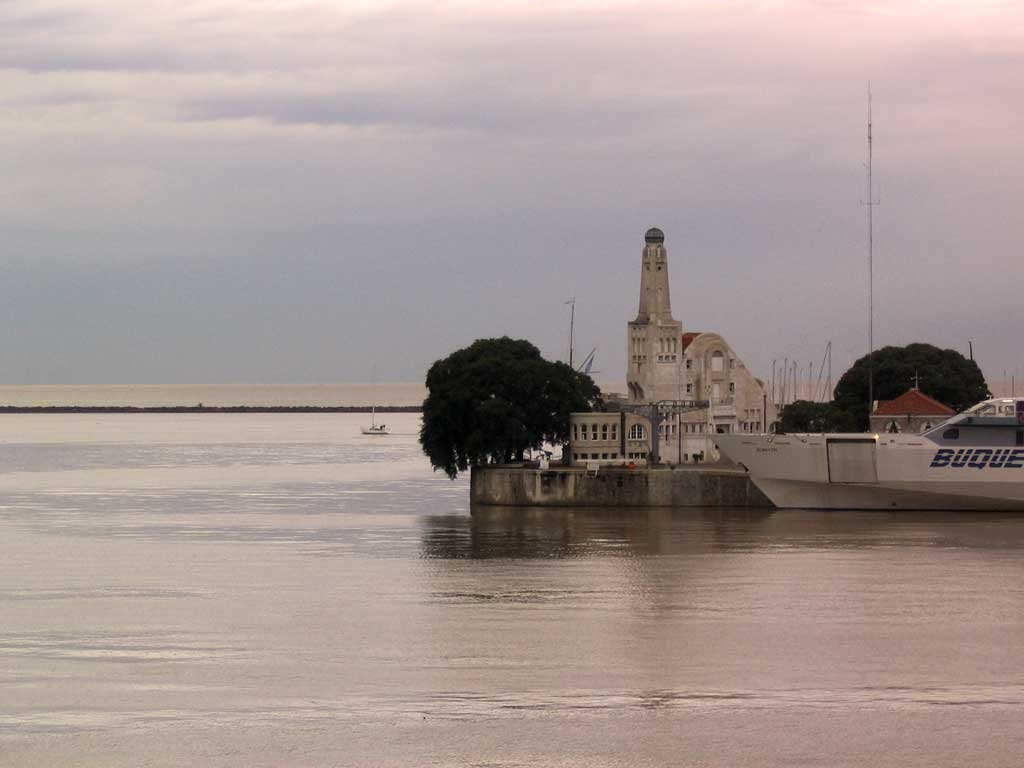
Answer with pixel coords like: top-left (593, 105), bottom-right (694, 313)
top-left (1, 0), bottom-right (1022, 386)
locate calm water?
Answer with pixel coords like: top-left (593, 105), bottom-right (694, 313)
top-left (0, 383), bottom-right (429, 408)
top-left (2, 412), bottom-right (1024, 766)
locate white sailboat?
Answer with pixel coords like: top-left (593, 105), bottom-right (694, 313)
top-left (361, 370), bottom-right (390, 436)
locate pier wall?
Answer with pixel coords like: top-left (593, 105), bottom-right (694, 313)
top-left (470, 465), bottom-right (772, 508)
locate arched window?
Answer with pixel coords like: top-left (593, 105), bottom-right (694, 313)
top-left (628, 423), bottom-right (646, 441)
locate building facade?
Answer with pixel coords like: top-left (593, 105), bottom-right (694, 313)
top-left (570, 227), bottom-right (774, 466)
top-left (568, 412), bottom-right (654, 466)
top-left (870, 388), bottom-right (954, 434)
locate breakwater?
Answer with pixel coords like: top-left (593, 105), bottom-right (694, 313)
top-left (0, 405), bottom-right (422, 414)
top-left (471, 465), bottom-right (772, 508)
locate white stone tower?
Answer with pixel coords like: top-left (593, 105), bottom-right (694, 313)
top-left (627, 227), bottom-right (683, 403)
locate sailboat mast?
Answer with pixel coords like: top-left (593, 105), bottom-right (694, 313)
top-left (371, 366), bottom-right (377, 427)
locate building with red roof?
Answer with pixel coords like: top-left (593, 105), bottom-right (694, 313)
top-left (870, 388), bottom-right (954, 434)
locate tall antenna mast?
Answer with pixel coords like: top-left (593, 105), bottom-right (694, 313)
top-left (565, 297), bottom-right (576, 368)
top-left (863, 85), bottom-right (879, 422)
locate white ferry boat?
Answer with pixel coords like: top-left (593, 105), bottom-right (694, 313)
top-left (713, 397), bottom-right (1024, 510)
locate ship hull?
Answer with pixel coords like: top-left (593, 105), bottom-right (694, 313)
top-left (714, 434), bottom-right (1024, 511)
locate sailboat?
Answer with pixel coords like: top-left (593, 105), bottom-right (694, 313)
top-left (361, 369), bottom-right (391, 435)
top-left (361, 417), bottom-right (390, 436)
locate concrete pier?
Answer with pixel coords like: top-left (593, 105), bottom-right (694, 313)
top-left (470, 465), bottom-right (772, 508)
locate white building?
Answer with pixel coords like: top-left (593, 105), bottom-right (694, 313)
top-left (570, 227), bottom-right (774, 466)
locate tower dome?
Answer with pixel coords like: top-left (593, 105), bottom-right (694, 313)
top-left (644, 227), bottom-right (665, 245)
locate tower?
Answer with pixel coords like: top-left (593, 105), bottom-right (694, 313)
top-left (627, 228), bottom-right (682, 403)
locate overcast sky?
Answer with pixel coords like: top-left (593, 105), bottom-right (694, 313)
top-left (2, 0), bottom-right (1022, 386)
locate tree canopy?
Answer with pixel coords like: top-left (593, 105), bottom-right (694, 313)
top-left (833, 343), bottom-right (989, 429)
top-left (777, 399), bottom-right (859, 434)
top-left (420, 337), bottom-right (602, 479)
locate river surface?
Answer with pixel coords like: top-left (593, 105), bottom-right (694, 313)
top-left (2, 412), bottom-right (1024, 766)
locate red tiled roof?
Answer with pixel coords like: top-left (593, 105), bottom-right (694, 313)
top-left (680, 332), bottom-right (702, 352)
top-left (873, 388), bottom-right (954, 416)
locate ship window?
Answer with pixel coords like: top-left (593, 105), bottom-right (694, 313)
top-left (943, 428), bottom-right (959, 440)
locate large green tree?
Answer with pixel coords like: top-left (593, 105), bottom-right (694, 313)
top-left (778, 399), bottom-right (859, 433)
top-left (420, 337), bottom-right (602, 479)
top-left (834, 343), bottom-right (989, 429)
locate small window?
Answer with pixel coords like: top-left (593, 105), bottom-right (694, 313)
top-left (686, 383), bottom-right (693, 394)
top-left (686, 359), bottom-right (692, 369)
top-left (943, 428), bottom-right (959, 440)
top-left (601, 424), bottom-right (608, 440)
top-left (611, 425), bottom-right (618, 440)
top-left (711, 351), bottom-right (725, 372)
top-left (729, 382), bottom-right (736, 394)
top-left (591, 425), bottom-right (598, 440)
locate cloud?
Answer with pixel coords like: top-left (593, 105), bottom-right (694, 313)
top-left (0, 0), bottom-right (1022, 383)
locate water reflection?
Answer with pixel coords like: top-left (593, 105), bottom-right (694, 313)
top-left (421, 505), bottom-right (1024, 559)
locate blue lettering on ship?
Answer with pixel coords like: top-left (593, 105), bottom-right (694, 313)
top-left (930, 448), bottom-right (1024, 469)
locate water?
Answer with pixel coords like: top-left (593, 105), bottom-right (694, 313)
top-left (0, 383), bottom-right (428, 408)
top-left (3, 411), bottom-right (1024, 766)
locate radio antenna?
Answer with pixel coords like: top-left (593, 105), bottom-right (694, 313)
top-left (862, 85), bottom-right (879, 421)
top-left (565, 297), bottom-right (575, 368)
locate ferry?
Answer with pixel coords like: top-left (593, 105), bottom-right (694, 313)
top-left (713, 398), bottom-right (1024, 510)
